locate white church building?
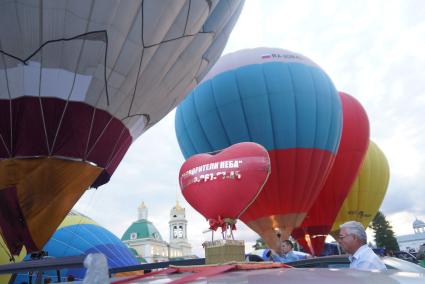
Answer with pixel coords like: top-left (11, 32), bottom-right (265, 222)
top-left (396, 218), bottom-right (425, 253)
top-left (121, 201), bottom-right (193, 263)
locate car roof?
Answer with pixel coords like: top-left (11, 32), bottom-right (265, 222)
top-left (286, 255), bottom-right (425, 273)
top-left (115, 267), bottom-right (425, 283)
top-left (382, 256), bottom-right (425, 273)
top-left (207, 268), bottom-right (425, 284)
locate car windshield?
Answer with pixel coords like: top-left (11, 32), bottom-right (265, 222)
top-left (382, 257), bottom-right (425, 273)
top-left (394, 251), bottom-right (419, 263)
top-left (285, 255), bottom-right (425, 273)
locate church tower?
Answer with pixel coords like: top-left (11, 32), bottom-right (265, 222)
top-left (121, 201), bottom-right (168, 263)
top-left (138, 201), bottom-right (148, 220)
top-left (169, 199), bottom-right (192, 257)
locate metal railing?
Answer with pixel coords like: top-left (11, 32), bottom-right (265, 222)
top-left (0, 255), bottom-right (206, 283)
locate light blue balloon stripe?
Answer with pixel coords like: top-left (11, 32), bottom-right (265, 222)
top-left (176, 61), bottom-right (342, 159)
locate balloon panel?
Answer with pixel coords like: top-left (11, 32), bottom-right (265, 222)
top-left (0, 158), bottom-right (102, 255)
top-left (241, 148), bottom-right (335, 222)
top-left (292, 92), bottom-right (370, 255)
top-left (0, 97), bottom-right (131, 182)
top-left (176, 61), bottom-right (341, 156)
top-left (331, 141), bottom-right (390, 233)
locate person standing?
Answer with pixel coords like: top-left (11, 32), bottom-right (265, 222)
top-left (338, 221), bottom-right (387, 271)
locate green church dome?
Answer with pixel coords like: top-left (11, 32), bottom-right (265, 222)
top-left (121, 219), bottom-right (163, 241)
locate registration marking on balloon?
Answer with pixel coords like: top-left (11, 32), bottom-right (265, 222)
top-left (348, 210), bottom-right (372, 218)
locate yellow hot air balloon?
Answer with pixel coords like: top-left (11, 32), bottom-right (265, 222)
top-left (331, 140), bottom-right (390, 236)
top-left (0, 236), bottom-right (26, 283)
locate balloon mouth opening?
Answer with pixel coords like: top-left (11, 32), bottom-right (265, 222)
top-left (274, 228), bottom-right (282, 238)
top-left (90, 170), bottom-right (111, 188)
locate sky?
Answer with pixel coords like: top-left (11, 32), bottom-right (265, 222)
top-left (74, 0), bottom-right (425, 257)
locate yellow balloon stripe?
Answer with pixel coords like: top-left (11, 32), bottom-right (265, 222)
top-left (0, 236), bottom-right (26, 283)
top-left (58, 213), bottom-right (97, 229)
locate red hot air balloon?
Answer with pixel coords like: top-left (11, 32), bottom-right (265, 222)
top-left (179, 142), bottom-right (270, 234)
top-left (292, 92), bottom-right (369, 256)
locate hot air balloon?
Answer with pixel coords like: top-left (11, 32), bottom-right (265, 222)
top-left (0, 0), bottom-right (244, 255)
top-left (292, 92), bottom-right (369, 256)
top-left (175, 48), bottom-right (342, 251)
top-left (0, 237), bottom-right (26, 284)
top-left (179, 142), bottom-right (271, 235)
top-left (13, 210), bottom-right (138, 283)
top-left (331, 141), bottom-right (390, 237)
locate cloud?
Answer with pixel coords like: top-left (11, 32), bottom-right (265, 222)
top-left (74, 0), bottom-right (425, 254)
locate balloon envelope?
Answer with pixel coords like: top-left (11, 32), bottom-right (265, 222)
top-left (179, 142), bottom-right (270, 228)
top-left (331, 141), bottom-right (390, 236)
top-left (0, 0), bottom-right (244, 254)
top-left (175, 48), bottom-right (342, 251)
top-left (292, 92), bottom-right (369, 255)
top-left (14, 211), bottom-right (138, 283)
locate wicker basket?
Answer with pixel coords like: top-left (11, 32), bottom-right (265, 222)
top-left (203, 240), bottom-right (245, 264)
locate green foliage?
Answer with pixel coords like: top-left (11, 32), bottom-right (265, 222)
top-left (253, 238), bottom-right (267, 250)
top-left (370, 211), bottom-right (400, 251)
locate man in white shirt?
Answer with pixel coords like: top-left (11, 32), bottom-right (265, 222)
top-left (338, 221), bottom-right (387, 271)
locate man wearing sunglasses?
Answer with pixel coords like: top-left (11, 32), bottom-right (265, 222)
top-left (338, 221), bottom-right (387, 271)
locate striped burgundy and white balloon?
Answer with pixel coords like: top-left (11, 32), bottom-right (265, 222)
top-left (0, 0), bottom-right (244, 256)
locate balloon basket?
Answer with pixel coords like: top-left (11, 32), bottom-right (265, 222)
top-left (203, 240), bottom-right (245, 264)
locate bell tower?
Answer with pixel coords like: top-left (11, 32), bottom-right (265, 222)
top-left (138, 201), bottom-right (148, 220)
top-left (169, 199), bottom-right (191, 256)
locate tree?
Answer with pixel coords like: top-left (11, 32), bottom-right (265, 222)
top-left (253, 238), bottom-right (267, 250)
top-left (370, 211), bottom-right (399, 252)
